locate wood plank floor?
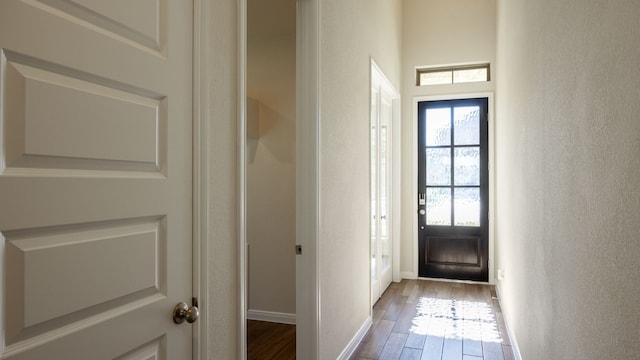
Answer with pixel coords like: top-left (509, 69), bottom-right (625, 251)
top-left (350, 279), bottom-right (515, 360)
top-left (247, 320), bottom-right (296, 360)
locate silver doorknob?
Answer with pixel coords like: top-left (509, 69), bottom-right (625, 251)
top-left (173, 302), bottom-right (200, 324)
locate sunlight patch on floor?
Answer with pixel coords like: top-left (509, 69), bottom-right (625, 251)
top-left (409, 297), bottom-right (503, 343)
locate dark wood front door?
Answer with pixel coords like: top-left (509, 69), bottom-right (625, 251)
top-left (418, 98), bottom-right (489, 281)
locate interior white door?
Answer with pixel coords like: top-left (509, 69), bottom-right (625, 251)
top-left (370, 62), bottom-right (395, 304)
top-left (378, 92), bottom-right (393, 291)
top-left (370, 84), bottom-right (380, 304)
top-left (0, 1), bottom-right (194, 359)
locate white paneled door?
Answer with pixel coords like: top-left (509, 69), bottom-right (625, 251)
top-left (370, 61), bottom-right (398, 305)
top-left (0, 1), bottom-right (194, 359)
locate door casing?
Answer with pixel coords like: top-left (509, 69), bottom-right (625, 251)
top-left (412, 92), bottom-right (495, 284)
top-left (193, 0), bottom-right (212, 358)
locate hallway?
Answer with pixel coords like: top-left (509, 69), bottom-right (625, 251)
top-left (351, 280), bottom-right (514, 360)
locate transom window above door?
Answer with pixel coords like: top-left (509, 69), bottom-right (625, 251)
top-left (416, 63), bottom-right (490, 86)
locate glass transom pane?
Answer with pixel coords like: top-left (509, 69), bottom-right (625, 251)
top-left (453, 68), bottom-right (488, 83)
top-left (426, 148), bottom-right (451, 186)
top-left (454, 147), bottom-right (480, 186)
top-left (426, 188), bottom-right (451, 226)
top-left (425, 108), bottom-right (451, 146)
top-left (420, 71), bottom-right (452, 86)
top-left (454, 106), bottom-right (480, 145)
top-left (454, 188), bottom-right (480, 226)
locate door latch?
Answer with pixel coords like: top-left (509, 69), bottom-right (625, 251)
top-left (295, 245), bottom-right (302, 255)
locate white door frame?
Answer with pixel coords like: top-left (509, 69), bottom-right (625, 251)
top-left (197, 0), bottom-right (248, 357)
top-left (194, 1), bottom-right (207, 358)
top-left (193, 0), bottom-right (213, 358)
top-left (237, 0), bottom-right (248, 358)
top-left (411, 92), bottom-right (495, 284)
top-left (295, 0), bottom-right (321, 358)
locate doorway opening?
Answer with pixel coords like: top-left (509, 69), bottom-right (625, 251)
top-left (245, 0), bottom-right (297, 358)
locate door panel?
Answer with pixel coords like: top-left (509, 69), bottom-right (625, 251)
top-left (370, 85), bottom-right (379, 301)
top-left (59, 0), bottom-right (163, 48)
top-left (3, 52), bottom-right (164, 171)
top-left (417, 98), bottom-right (488, 281)
top-left (378, 95), bottom-right (392, 287)
top-left (0, 1), bottom-right (192, 359)
top-left (33, 0), bottom-right (165, 53)
top-left (5, 218), bottom-right (162, 333)
top-left (426, 236), bottom-right (480, 265)
top-left (371, 63), bottom-right (396, 304)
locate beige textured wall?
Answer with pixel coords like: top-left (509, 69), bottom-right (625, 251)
top-left (246, 25), bottom-right (296, 315)
top-left (400, 0), bottom-right (497, 276)
top-left (318, 0), bottom-right (402, 358)
top-left (206, 0), bottom-right (238, 358)
top-left (496, 0), bottom-right (640, 358)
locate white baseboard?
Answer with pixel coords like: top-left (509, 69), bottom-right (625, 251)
top-left (246, 309), bottom-right (296, 325)
top-left (495, 284), bottom-right (522, 360)
top-left (400, 271), bottom-right (416, 279)
top-left (337, 316), bottom-right (372, 360)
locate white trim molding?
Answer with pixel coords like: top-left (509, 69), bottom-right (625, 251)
top-left (495, 285), bottom-right (523, 360)
top-left (238, 0), bottom-right (248, 358)
top-left (296, 0), bottom-right (321, 358)
top-left (247, 310), bottom-right (296, 325)
top-left (401, 271), bottom-right (417, 280)
top-left (193, 0), bottom-right (211, 358)
top-left (336, 316), bottom-right (372, 360)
